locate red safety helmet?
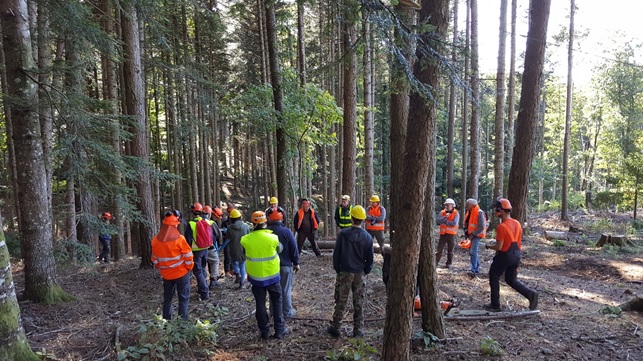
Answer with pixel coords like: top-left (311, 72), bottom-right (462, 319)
top-left (269, 211), bottom-right (283, 222)
top-left (458, 239), bottom-right (471, 249)
top-left (212, 207), bottom-right (223, 218)
top-left (102, 212), bottom-right (112, 220)
top-left (203, 205), bottom-right (213, 215)
top-left (191, 202), bottom-right (204, 213)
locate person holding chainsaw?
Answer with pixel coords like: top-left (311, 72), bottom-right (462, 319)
top-left (483, 198), bottom-right (539, 312)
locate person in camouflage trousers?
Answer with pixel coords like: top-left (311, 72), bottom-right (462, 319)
top-left (327, 205), bottom-right (374, 338)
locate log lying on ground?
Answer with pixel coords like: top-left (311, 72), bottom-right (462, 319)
top-left (444, 309), bottom-right (541, 321)
top-left (544, 230), bottom-right (568, 240)
top-left (596, 234), bottom-right (635, 247)
top-left (619, 295), bottom-right (643, 312)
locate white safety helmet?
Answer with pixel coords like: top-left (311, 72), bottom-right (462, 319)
top-left (444, 198), bottom-right (456, 206)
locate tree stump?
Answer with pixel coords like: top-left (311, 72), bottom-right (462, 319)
top-left (596, 234), bottom-right (634, 247)
top-left (618, 295), bottom-right (643, 312)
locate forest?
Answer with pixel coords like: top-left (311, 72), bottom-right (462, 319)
top-left (0, 0), bottom-right (642, 360)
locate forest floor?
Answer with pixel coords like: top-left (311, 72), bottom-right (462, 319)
top-left (15, 210), bottom-right (643, 361)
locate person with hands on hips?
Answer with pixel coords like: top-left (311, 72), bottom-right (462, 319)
top-left (483, 198), bottom-right (538, 312)
top-left (365, 195), bottom-right (387, 250)
top-left (463, 198), bottom-right (486, 277)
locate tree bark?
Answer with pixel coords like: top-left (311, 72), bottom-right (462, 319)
top-left (363, 6), bottom-right (374, 199)
top-left (0, 212), bottom-right (39, 360)
top-left (296, 0), bottom-right (306, 86)
top-left (1, 0), bottom-right (70, 303)
top-left (121, 2), bottom-right (155, 268)
top-left (506, 0), bottom-right (517, 171)
top-left (446, 0), bottom-right (458, 197)
top-left (382, 1), bottom-right (450, 359)
top-left (460, 0), bottom-right (470, 220)
top-left (561, 0), bottom-right (575, 221)
top-left (493, 0), bottom-right (508, 207)
top-left (507, 0), bottom-right (551, 223)
top-left (265, 1), bottom-right (288, 211)
top-left (468, 0), bottom-right (480, 200)
top-left (341, 0), bottom-right (358, 199)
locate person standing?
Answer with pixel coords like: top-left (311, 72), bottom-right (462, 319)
top-left (241, 211), bottom-right (288, 339)
top-left (221, 203), bottom-right (236, 276)
top-left (98, 212), bottom-right (112, 263)
top-left (204, 206), bottom-right (224, 289)
top-left (327, 205), bottom-right (374, 338)
top-left (463, 198), bottom-right (487, 277)
top-left (226, 209), bottom-right (250, 288)
top-left (265, 196), bottom-right (286, 222)
top-left (436, 198), bottom-right (460, 268)
top-left (366, 195), bottom-right (387, 249)
top-left (268, 211), bottom-right (300, 318)
top-left (151, 210), bottom-right (194, 320)
top-left (484, 198), bottom-right (539, 312)
top-left (334, 195), bottom-right (353, 230)
top-left (185, 202), bottom-right (212, 301)
top-left (293, 198), bottom-right (321, 256)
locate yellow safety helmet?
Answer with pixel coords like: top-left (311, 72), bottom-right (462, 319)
top-left (229, 209), bottom-right (242, 219)
top-left (350, 205), bottom-right (367, 220)
top-left (269, 197), bottom-right (278, 204)
top-left (251, 211), bottom-right (267, 224)
top-left (370, 195), bottom-right (380, 203)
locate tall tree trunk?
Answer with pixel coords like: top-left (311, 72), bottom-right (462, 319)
top-left (507, 0), bottom-right (552, 223)
top-left (382, 1), bottom-right (450, 359)
top-left (491, 0), bottom-right (508, 230)
top-left (446, 0), bottom-right (458, 197)
top-left (265, 1), bottom-right (288, 211)
top-left (121, 2), bottom-right (155, 268)
top-left (0, 211), bottom-right (39, 360)
top-left (341, 0), bottom-right (358, 199)
top-left (561, 0), bottom-right (575, 221)
top-left (363, 7), bottom-right (374, 199)
top-left (1, 0), bottom-right (71, 303)
top-left (460, 0), bottom-right (470, 219)
top-left (37, 3), bottom-right (53, 224)
top-left (468, 0), bottom-right (480, 200)
top-left (296, 0), bottom-right (306, 86)
top-left (506, 0), bottom-right (517, 171)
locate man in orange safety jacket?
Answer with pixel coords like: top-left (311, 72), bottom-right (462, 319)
top-left (436, 198), bottom-right (460, 268)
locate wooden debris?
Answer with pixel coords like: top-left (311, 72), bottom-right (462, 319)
top-left (596, 234), bottom-right (635, 247)
top-left (444, 309), bottom-right (541, 321)
top-left (544, 230), bottom-right (568, 240)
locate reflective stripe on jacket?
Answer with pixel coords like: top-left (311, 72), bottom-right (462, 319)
top-left (439, 209), bottom-right (459, 235)
top-left (366, 205), bottom-right (385, 231)
top-left (465, 205), bottom-right (486, 238)
top-left (241, 229), bottom-right (281, 287)
top-left (337, 205), bottom-right (352, 228)
top-left (151, 235), bottom-right (194, 280)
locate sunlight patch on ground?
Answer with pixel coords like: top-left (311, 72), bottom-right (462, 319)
top-left (560, 287), bottom-right (619, 305)
top-left (608, 259), bottom-right (643, 280)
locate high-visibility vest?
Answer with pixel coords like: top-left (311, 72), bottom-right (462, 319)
top-left (439, 209), bottom-right (459, 235)
top-left (338, 205), bottom-right (352, 228)
top-left (497, 218), bottom-right (522, 252)
top-left (366, 205), bottom-right (385, 231)
top-left (189, 217), bottom-right (214, 251)
top-left (241, 229), bottom-right (280, 286)
top-left (465, 205), bottom-right (486, 238)
top-left (151, 235), bottom-right (194, 280)
top-left (297, 208), bottom-right (319, 230)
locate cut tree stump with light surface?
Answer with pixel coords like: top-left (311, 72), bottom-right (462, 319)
top-left (596, 234), bottom-right (634, 247)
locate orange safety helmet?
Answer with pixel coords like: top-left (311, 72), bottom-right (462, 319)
top-left (203, 205), bottom-right (213, 215)
top-left (251, 211), bottom-right (267, 224)
top-left (191, 202), bottom-right (204, 213)
top-left (163, 210), bottom-right (183, 226)
top-left (458, 239), bottom-right (471, 249)
top-left (496, 198), bottom-right (512, 211)
top-left (212, 207), bottom-right (223, 218)
top-left (102, 212), bottom-right (112, 220)
top-left (269, 211), bottom-right (283, 222)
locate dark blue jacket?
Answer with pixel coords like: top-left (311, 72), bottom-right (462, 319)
top-left (333, 226), bottom-right (374, 275)
top-left (268, 221), bottom-right (300, 267)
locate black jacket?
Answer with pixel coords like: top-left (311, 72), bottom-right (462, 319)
top-left (333, 227), bottom-right (374, 274)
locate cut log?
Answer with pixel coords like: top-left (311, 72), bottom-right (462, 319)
top-left (618, 295), bottom-right (643, 312)
top-left (544, 230), bottom-right (568, 240)
top-left (444, 309), bottom-right (541, 321)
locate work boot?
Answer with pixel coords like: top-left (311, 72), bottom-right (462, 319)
top-left (326, 326), bottom-right (340, 338)
top-left (528, 292), bottom-right (539, 310)
top-left (272, 328), bottom-right (289, 339)
top-left (209, 280), bottom-right (221, 289)
top-left (483, 303), bottom-right (501, 312)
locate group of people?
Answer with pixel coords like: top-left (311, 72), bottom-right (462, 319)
top-left (137, 192), bottom-right (538, 339)
top-left (436, 197), bottom-right (539, 312)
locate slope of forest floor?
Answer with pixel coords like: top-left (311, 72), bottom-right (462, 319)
top-left (15, 211), bottom-right (643, 360)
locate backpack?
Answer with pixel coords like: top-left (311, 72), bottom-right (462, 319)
top-left (195, 219), bottom-right (214, 249)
